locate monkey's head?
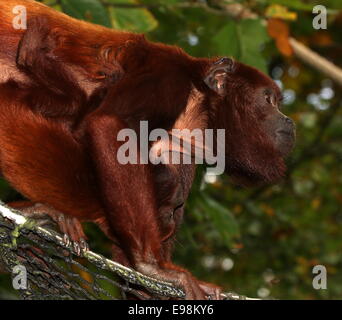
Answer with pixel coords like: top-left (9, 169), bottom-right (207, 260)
top-left (205, 57), bottom-right (296, 185)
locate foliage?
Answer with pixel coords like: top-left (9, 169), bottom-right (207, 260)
top-left (1, 0), bottom-right (342, 299)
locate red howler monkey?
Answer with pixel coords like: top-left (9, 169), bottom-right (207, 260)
top-left (0, 0), bottom-right (295, 299)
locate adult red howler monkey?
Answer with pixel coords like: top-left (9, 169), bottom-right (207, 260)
top-left (0, 0), bottom-right (295, 299)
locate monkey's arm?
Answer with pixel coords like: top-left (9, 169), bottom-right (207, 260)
top-left (81, 77), bottom-right (221, 299)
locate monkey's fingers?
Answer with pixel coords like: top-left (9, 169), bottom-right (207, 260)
top-left (56, 215), bottom-right (89, 256)
top-left (198, 281), bottom-right (222, 300)
top-left (8, 202), bottom-right (89, 256)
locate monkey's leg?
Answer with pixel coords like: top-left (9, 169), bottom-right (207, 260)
top-left (0, 85), bottom-right (105, 256)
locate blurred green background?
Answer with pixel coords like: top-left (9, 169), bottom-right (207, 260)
top-left (1, 0), bottom-right (341, 299)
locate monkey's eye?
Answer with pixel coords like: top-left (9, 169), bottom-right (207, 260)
top-left (264, 89), bottom-right (277, 107)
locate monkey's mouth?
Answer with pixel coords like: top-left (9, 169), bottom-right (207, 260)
top-left (277, 130), bottom-right (293, 137)
top-left (276, 129), bottom-right (296, 157)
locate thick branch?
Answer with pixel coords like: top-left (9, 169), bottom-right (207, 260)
top-left (289, 37), bottom-right (342, 87)
top-left (0, 201), bottom-right (258, 300)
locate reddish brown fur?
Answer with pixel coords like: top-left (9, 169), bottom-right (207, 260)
top-left (0, 1), bottom-right (295, 299)
top-left (0, 82), bottom-right (102, 221)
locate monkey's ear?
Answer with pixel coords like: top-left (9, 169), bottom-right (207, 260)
top-left (204, 57), bottom-right (235, 96)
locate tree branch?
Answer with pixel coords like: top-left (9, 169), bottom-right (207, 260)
top-left (289, 37), bottom-right (342, 87)
top-left (0, 201), bottom-right (258, 300)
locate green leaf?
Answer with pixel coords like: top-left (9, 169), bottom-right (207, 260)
top-left (213, 19), bottom-right (270, 72)
top-left (107, 0), bottom-right (158, 33)
top-left (212, 20), bottom-right (240, 58)
top-left (61, 0), bottom-right (111, 27)
top-left (325, 0), bottom-right (342, 10)
top-left (0, 179), bottom-right (12, 199)
top-left (199, 194), bottom-right (240, 246)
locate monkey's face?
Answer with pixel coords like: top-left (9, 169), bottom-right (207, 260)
top-left (205, 58), bottom-right (296, 185)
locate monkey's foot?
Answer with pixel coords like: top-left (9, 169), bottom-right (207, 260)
top-left (8, 202), bottom-right (88, 256)
top-left (136, 262), bottom-right (223, 300)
